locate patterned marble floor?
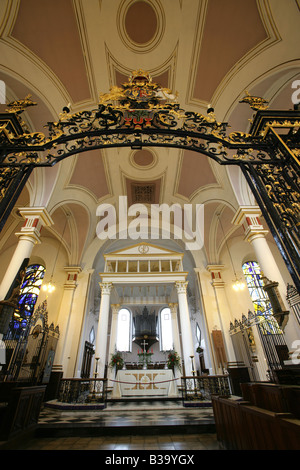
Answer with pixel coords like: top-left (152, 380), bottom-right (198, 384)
top-left (2, 399), bottom-right (220, 451)
top-left (37, 399), bottom-right (215, 437)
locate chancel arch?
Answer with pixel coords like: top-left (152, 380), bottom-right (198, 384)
top-left (91, 242), bottom-right (196, 380)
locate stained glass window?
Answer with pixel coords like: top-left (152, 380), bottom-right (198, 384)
top-left (14, 264), bottom-right (46, 330)
top-left (242, 261), bottom-right (272, 316)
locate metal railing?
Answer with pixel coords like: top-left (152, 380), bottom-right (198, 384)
top-left (180, 375), bottom-right (231, 402)
top-left (58, 378), bottom-right (107, 405)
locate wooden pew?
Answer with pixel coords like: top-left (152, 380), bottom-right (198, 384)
top-left (212, 390), bottom-right (300, 450)
top-left (0, 385), bottom-right (46, 447)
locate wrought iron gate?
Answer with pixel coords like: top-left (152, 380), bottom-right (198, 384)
top-left (2, 300), bottom-right (59, 384)
top-left (230, 310), bottom-right (289, 382)
top-left (0, 70), bottom-right (299, 291)
top-left (229, 316), bottom-right (260, 382)
top-left (286, 283), bottom-right (300, 326)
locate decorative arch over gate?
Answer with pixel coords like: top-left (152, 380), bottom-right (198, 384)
top-left (0, 70), bottom-right (299, 290)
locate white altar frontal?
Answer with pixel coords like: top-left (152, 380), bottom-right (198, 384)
top-left (112, 369), bottom-right (178, 398)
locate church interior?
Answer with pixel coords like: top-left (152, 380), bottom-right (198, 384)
top-left (0, 0), bottom-right (299, 452)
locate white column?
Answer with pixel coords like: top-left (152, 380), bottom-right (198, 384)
top-left (169, 302), bottom-right (182, 379)
top-left (175, 281), bottom-right (194, 376)
top-left (207, 265), bottom-right (236, 370)
top-left (53, 267), bottom-right (81, 375)
top-left (168, 302), bottom-right (181, 356)
top-left (95, 282), bottom-right (113, 378)
top-left (232, 206), bottom-right (288, 307)
top-left (107, 303), bottom-right (120, 384)
top-left (0, 207), bottom-right (53, 300)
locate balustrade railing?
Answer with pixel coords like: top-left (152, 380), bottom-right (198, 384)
top-left (58, 378), bottom-right (107, 405)
top-left (181, 375), bottom-right (231, 402)
top-left (57, 375), bottom-right (230, 405)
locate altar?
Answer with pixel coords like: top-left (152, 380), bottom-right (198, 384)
top-left (112, 369), bottom-right (179, 398)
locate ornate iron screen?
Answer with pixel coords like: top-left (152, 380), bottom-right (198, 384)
top-left (0, 70), bottom-right (299, 290)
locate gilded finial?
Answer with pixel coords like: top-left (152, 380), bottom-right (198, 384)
top-left (239, 90), bottom-right (269, 111)
top-left (6, 94), bottom-right (37, 114)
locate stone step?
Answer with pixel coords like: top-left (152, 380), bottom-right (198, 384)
top-left (36, 398), bottom-right (215, 437)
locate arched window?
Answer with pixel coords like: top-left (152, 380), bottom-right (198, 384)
top-left (160, 307), bottom-right (173, 351)
top-left (116, 308), bottom-right (132, 352)
top-left (14, 264), bottom-right (46, 330)
top-left (242, 261), bottom-right (272, 316)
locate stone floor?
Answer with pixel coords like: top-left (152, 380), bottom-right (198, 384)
top-left (13, 398), bottom-right (221, 451)
top-left (19, 432), bottom-right (220, 451)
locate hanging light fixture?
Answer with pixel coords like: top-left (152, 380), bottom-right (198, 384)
top-left (42, 213), bottom-right (69, 294)
top-left (217, 213), bottom-right (246, 291)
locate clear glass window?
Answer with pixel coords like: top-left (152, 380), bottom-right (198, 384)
top-left (160, 307), bottom-right (173, 351)
top-left (116, 308), bottom-right (132, 351)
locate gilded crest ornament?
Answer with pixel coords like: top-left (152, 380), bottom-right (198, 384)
top-left (99, 69), bottom-right (177, 109)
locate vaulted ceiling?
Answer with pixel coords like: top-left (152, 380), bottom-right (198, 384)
top-left (0, 0), bottom-right (299, 268)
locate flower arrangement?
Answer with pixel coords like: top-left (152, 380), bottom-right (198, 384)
top-left (109, 351), bottom-right (124, 370)
top-left (167, 350), bottom-right (181, 370)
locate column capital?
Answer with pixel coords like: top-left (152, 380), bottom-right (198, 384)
top-left (63, 266), bottom-right (82, 290)
top-left (232, 205), bottom-right (268, 241)
top-left (168, 303), bottom-right (178, 315)
top-left (111, 303), bottom-right (120, 314)
top-left (175, 280), bottom-right (188, 294)
top-left (99, 282), bottom-right (113, 295)
top-left (15, 206), bottom-right (54, 243)
top-left (18, 206), bottom-right (54, 227)
top-left (168, 302), bottom-right (178, 309)
top-left (206, 264), bottom-right (225, 288)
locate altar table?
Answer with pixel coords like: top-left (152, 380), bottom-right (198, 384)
top-left (112, 369), bottom-right (178, 397)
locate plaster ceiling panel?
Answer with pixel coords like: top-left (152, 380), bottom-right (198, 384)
top-left (131, 149), bottom-right (156, 168)
top-left (215, 206), bottom-right (237, 254)
top-left (68, 150), bottom-right (110, 201)
top-left (117, 0), bottom-right (166, 54)
top-left (227, 68), bottom-right (300, 133)
top-left (50, 206), bottom-right (71, 250)
top-left (11, 0), bottom-right (90, 104)
top-left (193, 0), bottom-right (268, 103)
top-left (203, 201), bottom-right (219, 262)
top-left (67, 203), bottom-right (89, 262)
top-left (203, 202), bottom-right (242, 263)
top-left (39, 166), bottom-right (60, 207)
top-left (126, 178), bottom-right (161, 206)
top-left (177, 151), bottom-right (218, 199)
top-left (268, 77), bottom-right (299, 110)
top-left (124, 1), bottom-right (158, 45)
